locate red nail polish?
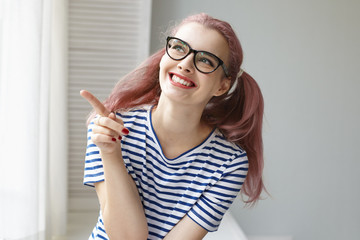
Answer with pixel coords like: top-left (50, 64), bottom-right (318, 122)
top-left (112, 138), bottom-right (116, 142)
top-left (122, 128), bottom-right (129, 135)
top-left (118, 136), bottom-right (122, 140)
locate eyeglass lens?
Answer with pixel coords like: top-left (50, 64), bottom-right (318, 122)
top-left (166, 38), bottom-right (220, 74)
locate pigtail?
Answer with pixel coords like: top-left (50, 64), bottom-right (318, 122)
top-left (203, 70), bottom-right (265, 205)
top-left (232, 72), bottom-right (264, 205)
top-left (104, 49), bottom-right (164, 111)
top-left (86, 49), bottom-right (164, 124)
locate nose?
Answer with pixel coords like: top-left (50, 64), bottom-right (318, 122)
top-left (177, 53), bottom-right (195, 74)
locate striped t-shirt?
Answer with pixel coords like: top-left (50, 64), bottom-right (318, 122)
top-left (83, 106), bottom-right (248, 240)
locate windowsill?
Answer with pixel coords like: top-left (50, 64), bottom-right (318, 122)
top-left (67, 210), bottom-right (99, 240)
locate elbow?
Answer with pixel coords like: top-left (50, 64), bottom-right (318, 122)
top-left (107, 224), bottom-right (148, 240)
top-left (129, 227), bottom-right (148, 240)
top-left (110, 231), bottom-right (148, 240)
top-left (102, 207), bottom-right (148, 239)
top-left (138, 232), bottom-right (149, 240)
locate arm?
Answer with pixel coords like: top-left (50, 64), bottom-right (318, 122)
top-left (95, 145), bottom-right (148, 240)
top-left (164, 215), bottom-right (208, 240)
top-left (81, 90), bottom-right (148, 240)
top-left (164, 152), bottom-right (248, 239)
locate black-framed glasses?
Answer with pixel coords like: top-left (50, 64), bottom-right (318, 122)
top-left (166, 36), bottom-right (230, 77)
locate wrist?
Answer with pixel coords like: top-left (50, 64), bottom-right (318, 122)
top-left (100, 144), bottom-right (123, 160)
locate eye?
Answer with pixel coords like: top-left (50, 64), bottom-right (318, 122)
top-left (170, 41), bottom-right (187, 53)
top-left (173, 44), bottom-right (185, 53)
top-left (197, 53), bottom-right (216, 67)
top-left (199, 57), bottom-right (214, 66)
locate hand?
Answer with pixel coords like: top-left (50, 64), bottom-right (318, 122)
top-left (80, 90), bottom-right (129, 154)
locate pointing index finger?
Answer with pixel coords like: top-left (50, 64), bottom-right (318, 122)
top-left (80, 90), bottom-right (110, 116)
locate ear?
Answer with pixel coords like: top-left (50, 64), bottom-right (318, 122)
top-left (214, 77), bottom-right (231, 97)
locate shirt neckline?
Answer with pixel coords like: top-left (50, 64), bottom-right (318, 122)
top-left (147, 105), bottom-right (216, 163)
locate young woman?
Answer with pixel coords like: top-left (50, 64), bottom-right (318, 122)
top-left (81, 13), bottom-right (265, 240)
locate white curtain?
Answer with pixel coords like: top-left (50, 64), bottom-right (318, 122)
top-left (0, 0), bottom-right (68, 239)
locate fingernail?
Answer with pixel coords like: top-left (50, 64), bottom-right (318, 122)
top-left (122, 128), bottom-right (129, 135)
top-left (112, 138), bottom-right (116, 142)
top-left (118, 136), bottom-right (122, 140)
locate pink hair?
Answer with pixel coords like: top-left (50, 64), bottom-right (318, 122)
top-left (96, 13), bottom-right (265, 205)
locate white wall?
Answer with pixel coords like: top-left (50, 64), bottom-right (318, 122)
top-left (150, 1), bottom-right (360, 239)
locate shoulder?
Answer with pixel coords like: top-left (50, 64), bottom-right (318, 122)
top-left (114, 106), bottom-right (153, 135)
top-left (212, 129), bottom-right (246, 156)
top-left (115, 105), bottom-right (151, 121)
top-left (210, 129), bottom-right (249, 172)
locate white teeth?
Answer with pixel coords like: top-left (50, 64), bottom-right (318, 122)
top-left (172, 75), bottom-right (192, 87)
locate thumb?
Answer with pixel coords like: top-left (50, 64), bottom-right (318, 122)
top-left (108, 112), bottom-right (116, 120)
top-left (108, 111), bottom-right (124, 125)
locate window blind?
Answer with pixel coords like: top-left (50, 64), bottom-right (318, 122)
top-left (68, 0), bottom-right (152, 210)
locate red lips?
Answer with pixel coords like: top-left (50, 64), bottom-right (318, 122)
top-left (169, 72), bottom-right (197, 88)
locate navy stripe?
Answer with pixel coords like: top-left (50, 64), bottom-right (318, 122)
top-left (220, 178), bottom-right (244, 185)
top-left (96, 234), bottom-right (107, 240)
top-left (87, 143), bottom-right (97, 148)
top-left (85, 158), bottom-right (102, 164)
top-left (126, 127), bottom-right (147, 136)
top-left (125, 121), bottom-right (149, 131)
top-left (211, 138), bottom-right (244, 153)
top-left (145, 206), bottom-right (182, 220)
top-left (117, 109), bottom-right (147, 117)
top-left (203, 146), bottom-right (234, 157)
top-left (143, 196), bottom-right (187, 214)
top-left (194, 203), bottom-right (221, 222)
top-left (189, 208), bottom-right (217, 229)
top-left (84, 172), bottom-right (104, 178)
top-left (129, 152), bottom-right (221, 181)
top-left (227, 159), bottom-right (249, 168)
top-left (205, 190), bottom-right (237, 199)
top-left (148, 230), bottom-right (165, 239)
top-left (198, 197), bottom-right (224, 216)
top-left (141, 186), bottom-right (196, 205)
top-left (86, 150), bottom-right (100, 156)
top-left (138, 177), bottom-right (202, 200)
top-left (146, 214), bottom-right (175, 227)
top-left (98, 226), bottom-right (106, 233)
top-left (223, 173), bottom-right (248, 178)
top-left (84, 165), bottom-right (103, 171)
top-left (123, 134), bottom-right (147, 144)
top-left (147, 222), bottom-right (169, 233)
top-left (134, 168), bottom-right (204, 194)
top-left (122, 114), bottom-right (147, 120)
top-left (133, 164), bottom-right (209, 186)
top-left (123, 141), bottom-right (146, 152)
top-left (123, 148), bottom-right (146, 159)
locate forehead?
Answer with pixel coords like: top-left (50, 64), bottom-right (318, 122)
top-left (174, 23), bottom-right (229, 62)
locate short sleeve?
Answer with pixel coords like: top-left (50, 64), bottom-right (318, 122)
top-left (83, 119), bottom-right (104, 187)
top-left (187, 153), bottom-right (249, 232)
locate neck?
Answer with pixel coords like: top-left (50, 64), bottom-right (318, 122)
top-left (151, 95), bottom-right (213, 158)
top-left (154, 98), bottom-right (202, 131)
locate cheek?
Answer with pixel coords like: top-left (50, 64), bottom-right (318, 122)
top-left (207, 77), bottom-right (225, 95)
top-left (159, 58), bottom-right (166, 80)
top-left (159, 54), bottom-right (165, 68)
top-left (159, 54), bottom-right (171, 71)
top-left (159, 54), bottom-right (175, 81)
top-left (159, 55), bottom-right (169, 88)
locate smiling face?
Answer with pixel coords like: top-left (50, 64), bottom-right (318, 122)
top-left (159, 22), bottom-right (231, 109)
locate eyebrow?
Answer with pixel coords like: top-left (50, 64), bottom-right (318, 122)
top-left (174, 37), bottom-right (223, 59)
